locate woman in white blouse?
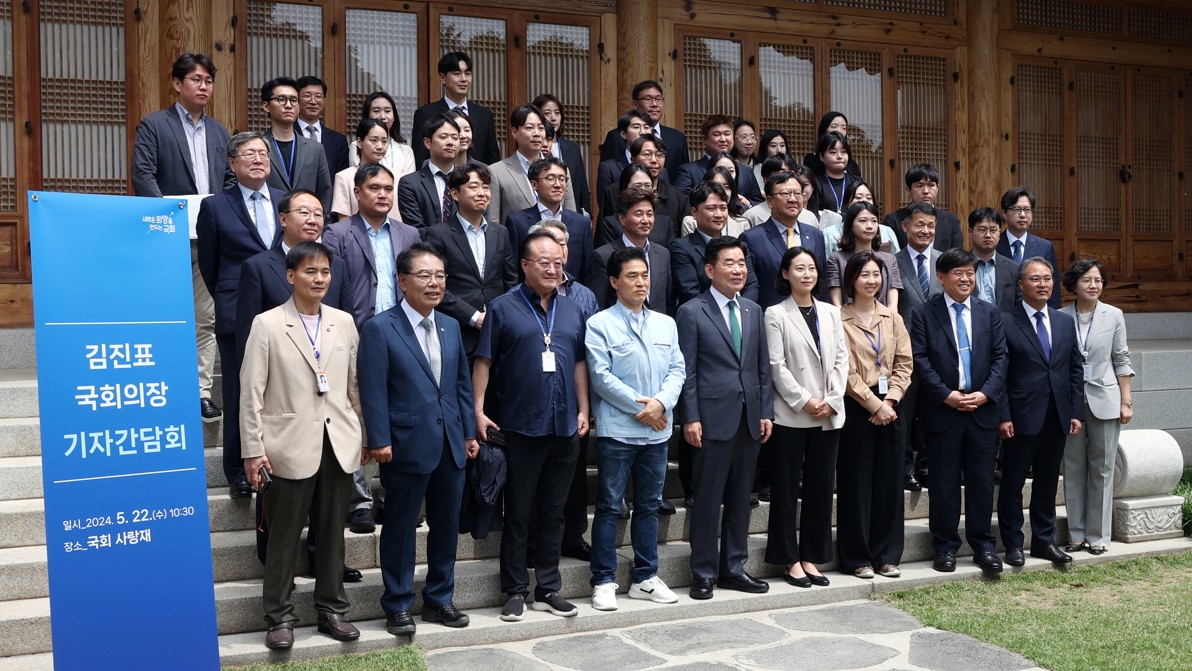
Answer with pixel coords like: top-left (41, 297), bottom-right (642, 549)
top-left (331, 119), bottom-right (389, 221)
top-left (349, 91), bottom-right (415, 180)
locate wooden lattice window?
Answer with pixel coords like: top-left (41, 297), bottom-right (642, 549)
top-left (1015, 63), bottom-right (1064, 233)
top-left (826, 0), bottom-right (945, 17)
top-left (1128, 7), bottom-right (1192, 43)
top-left (895, 54), bottom-right (949, 211)
top-left (440, 15), bottom-right (507, 158)
top-left (0, 0), bottom-right (14, 211)
top-left (681, 35), bottom-right (741, 161)
top-left (829, 48), bottom-right (884, 203)
top-left (1074, 68), bottom-right (1121, 235)
top-left (1186, 76), bottom-right (1192, 237)
top-left (344, 8), bottom-right (418, 143)
top-left (526, 22), bottom-right (592, 170)
top-left (1016, 0), bottom-right (1122, 35)
top-left (39, 0), bottom-right (126, 195)
top-left (757, 43), bottom-right (816, 161)
top-left (245, 1), bottom-right (323, 133)
top-left (1130, 72), bottom-right (1175, 235)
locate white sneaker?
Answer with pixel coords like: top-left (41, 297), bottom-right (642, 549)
top-left (591, 582), bottom-right (619, 611)
top-left (629, 576), bottom-right (679, 604)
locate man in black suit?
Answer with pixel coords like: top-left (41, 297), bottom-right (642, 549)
top-left (260, 77), bottom-right (333, 209)
top-left (883, 164), bottom-right (964, 252)
top-left (195, 131), bottom-right (284, 497)
top-left (996, 186), bottom-right (1061, 309)
top-left (968, 207), bottom-right (1021, 312)
top-left (909, 249), bottom-right (1008, 574)
top-left (677, 237), bottom-right (774, 600)
top-left (596, 109), bottom-right (653, 205)
top-left (670, 181), bottom-right (759, 307)
top-left (599, 80), bottom-right (690, 182)
top-left (532, 93), bottom-right (591, 216)
top-left (598, 135), bottom-right (684, 226)
top-left (997, 258), bottom-right (1084, 567)
top-left (586, 187), bottom-right (672, 313)
top-left (411, 52), bottom-right (501, 166)
top-left (673, 114), bottom-right (764, 204)
top-left (397, 114), bottom-right (460, 230)
top-left (504, 157), bottom-right (593, 281)
top-left (422, 164), bottom-right (518, 358)
top-left (296, 76), bottom-right (350, 175)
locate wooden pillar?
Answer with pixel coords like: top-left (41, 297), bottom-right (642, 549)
top-left (966, 0), bottom-right (1001, 210)
top-left (616, 0), bottom-right (658, 113)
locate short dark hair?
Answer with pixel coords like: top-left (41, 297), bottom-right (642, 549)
top-left (420, 113), bottom-right (460, 142)
top-left (617, 185), bottom-right (657, 216)
top-left (446, 163), bottom-right (491, 191)
top-left (632, 80), bottom-right (664, 100)
top-left (361, 91), bottom-right (406, 143)
top-left (261, 76), bottom-right (300, 102)
top-left (756, 129), bottom-right (788, 163)
top-left (765, 170), bottom-right (808, 197)
top-left (841, 251), bottom-right (885, 301)
top-left (689, 181), bottom-right (728, 209)
top-left (838, 201), bottom-right (882, 252)
top-left (438, 51), bottom-right (472, 75)
top-left (1001, 185), bottom-right (1036, 211)
top-left (354, 163), bottom-right (394, 188)
top-left (396, 242), bottom-right (446, 275)
top-left (521, 229), bottom-right (563, 261)
top-left (701, 114), bottom-right (734, 138)
top-left (295, 76), bottom-right (326, 94)
top-left (226, 131), bottom-right (267, 160)
top-left (509, 104), bottom-right (544, 129)
top-left (278, 189), bottom-right (319, 214)
top-left (815, 131), bottom-right (851, 159)
top-left (171, 53), bottom-right (216, 82)
top-left (528, 156), bottom-right (567, 182)
top-left (732, 118), bottom-right (756, 159)
top-left (904, 163), bottom-right (940, 188)
top-left (816, 111), bottom-right (848, 138)
top-left (842, 178), bottom-right (874, 206)
top-left (630, 134), bottom-right (667, 159)
top-left (906, 201), bottom-right (938, 219)
top-left (760, 154), bottom-right (799, 181)
top-left (775, 246), bottom-right (822, 297)
top-left (354, 118), bottom-right (388, 141)
top-left (617, 109), bottom-right (652, 134)
top-left (285, 241), bottom-right (331, 271)
top-left (705, 236), bottom-right (745, 267)
top-left (618, 163), bottom-right (653, 191)
top-left (543, 122), bottom-right (556, 141)
top-left (967, 207), bottom-right (1002, 229)
top-left (608, 246), bottom-right (648, 281)
top-left (1063, 258), bottom-right (1105, 293)
top-left (1017, 256), bottom-right (1053, 282)
top-left (936, 248), bottom-right (978, 275)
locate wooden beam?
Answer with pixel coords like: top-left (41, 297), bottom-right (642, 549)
top-left (617, 0), bottom-right (659, 113)
top-left (965, 0), bottom-right (1000, 212)
top-left (0, 283), bottom-right (33, 328)
top-left (1000, 30), bottom-right (1192, 68)
top-left (209, 0), bottom-right (236, 131)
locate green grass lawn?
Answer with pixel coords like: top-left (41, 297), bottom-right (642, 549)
top-left (883, 551), bottom-right (1192, 671)
top-left (226, 645), bottom-right (425, 671)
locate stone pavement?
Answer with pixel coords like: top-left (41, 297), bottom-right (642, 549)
top-left (424, 600), bottom-right (1047, 671)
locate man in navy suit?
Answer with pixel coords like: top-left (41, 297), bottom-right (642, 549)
top-left (296, 76), bottom-right (350, 175)
top-left (997, 186), bottom-right (1060, 309)
top-left (196, 131), bottom-right (284, 497)
top-left (671, 181), bottom-right (759, 308)
top-left (997, 257), bottom-right (1084, 567)
top-left (504, 157), bottom-right (593, 281)
top-left (599, 81), bottom-right (690, 182)
top-left (359, 243), bottom-right (479, 636)
top-left (677, 237), bottom-right (774, 600)
top-left (397, 114), bottom-right (461, 230)
top-left (673, 115), bottom-right (763, 204)
top-left (882, 164), bottom-right (965, 252)
top-left (739, 171), bottom-right (827, 308)
top-left (910, 249), bottom-right (1008, 574)
top-left (595, 109), bottom-right (653, 203)
top-left (411, 52), bottom-right (501, 166)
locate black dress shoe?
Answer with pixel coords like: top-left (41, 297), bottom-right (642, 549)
top-left (1005, 547), bottom-right (1025, 566)
top-left (933, 553), bottom-right (956, 573)
top-left (348, 508), bottom-right (376, 534)
top-left (689, 577), bottom-right (714, 600)
top-left (1030, 544), bottom-right (1073, 564)
top-left (783, 573), bottom-right (812, 588)
top-left (265, 622), bottom-right (293, 649)
top-left (757, 486), bottom-right (771, 502)
top-left (974, 551), bottom-right (1004, 573)
top-left (343, 567), bottom-right (362, 583)
top-left (659, 498), bottom-right (677, 515)
top-left (717, 573), bottom-right (769, 593)
top-left (317, 613), bottom-right (360, 641)
top-left (561, 541), bottom-right (592, 562)
top-left (903, 475), bottom-right (923, 492)
top-left (422, 602), bottom-right (470, 628)
top-left (683, 496), bottom-right (695, 509)
top-left (200, 398), bottom-right (222, 423)
top-left (386, 610), bottom-right (416, 636)
top-left (229, 480), bottom-right (253, 499)
top-left (749, 494), bottom-right (760, 509)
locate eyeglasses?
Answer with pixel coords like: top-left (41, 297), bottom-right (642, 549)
top-left (185, 76), bottom-right (214, 88)
top-left (1007, 206), bottom-right (1033, 215)
top-left (535, 174), bottom-right (568, 184)
top-left (236, 150), bottom-right (270, 160)
top-left (635, 95), bottom-right (665, 104)
top-left (772, 191), bottom-right (803, 201)
top-left (299, 92), bottom-right (324, 101)
top-left (404, 271), bottom-right (448, 283)
top-left (736, 134), bottom-right (758, 142)
top-left (282, 208), bottom-right (325, 219)
top-left (1078, 277), bottom-right (1104, 286)
top-left (1024, 275), bottom-right (1054, 285)
top-left (529, 259), bottom-right (564, 271)
top-left (270, 96), bottom-right (301, 107)
top-left (637, 151), bottom-right (666, 160)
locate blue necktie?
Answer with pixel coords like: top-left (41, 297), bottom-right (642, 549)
top-left (953, 303), bottom-right (971, 392)
top-left (1035, 311), bottom-right (1051, 362)
top-left (1012, 240), bottom-right (1023, 263)
top-left (916, 254), bottom-right (930, 298)
top-left (250, 191), bottom-right (271, 246)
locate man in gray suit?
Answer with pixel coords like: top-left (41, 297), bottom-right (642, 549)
top-left (260, 77), bottom-right (333, 210)
top-left (969, 207), bottom-right (1021, 312)
top-left (131, 52), bottom-right (235, 424)
top-left (585, 187), bottom-right (673, 313)
top-left (677, 236), bottom-right (774, 600)
top-left (485, 104), bottom-right (575, 226)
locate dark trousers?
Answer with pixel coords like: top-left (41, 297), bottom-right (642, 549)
top-left (689, 411), bottom-right (759, 580)
top-left (562, 431), bottom-right (591, 549)
top-left (261, 431), bottom-right (352, 626)
top-left (765, 424), bottom-right (838, 566)
top-left (217, 332), bottom-right (244, 485)
top-left (678, 435), bottom-right (694, 497)
top-left (836, 396), bottom-right (905, 570)
top-left (499, 431), bottom-right (579, 597)
top-left (998, 399), bottom-right (1065, 549)
top-left (378, 436), bottom-right (464, 614)
top-left (895, 374), bottom-right (929, 478)
top-left (927, 411), bottom-right (999, 556)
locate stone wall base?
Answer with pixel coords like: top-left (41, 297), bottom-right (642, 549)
top-left (1112, 495), bottom-right (1185, 543)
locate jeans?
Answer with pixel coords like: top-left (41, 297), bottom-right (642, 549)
top-left (590, 437), bottom-right (668, 586)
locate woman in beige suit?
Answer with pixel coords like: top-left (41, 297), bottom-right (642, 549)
top-left (764, 246), bottom-right (850, 587)
top-left (1060, 259), bottom-right (1133, 555)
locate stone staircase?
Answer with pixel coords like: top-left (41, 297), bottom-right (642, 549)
top-left (0, 321), bottom-right (1189, 670)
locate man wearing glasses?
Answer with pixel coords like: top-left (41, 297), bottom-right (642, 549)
top-left (260, 77), bottom-right (333, 210)
top-left (295, 75), bottom-right (350, 175)
top-left (504, 157), bottom-right (593, 281)
top-left (997, 186), bottom-right (1061, 308)
top-left (599, 80), bottom-right (690, 182)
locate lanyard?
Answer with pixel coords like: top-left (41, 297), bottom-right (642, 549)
top-left (273, 135), bottom-right (296, 185)
top-left (862, 320), bottom-right (882, 370)
top-left (1076, 307), bottom-right (1095, 358)
top-left (827, 175), bottom-right (847, 211)
top-left (299, 305), bottom-right (322, 362)
top-left (518, 287), bottom-right (557, 350)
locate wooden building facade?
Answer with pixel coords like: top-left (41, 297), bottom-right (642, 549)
top-left (2, 0), bottom-right (1191, 326)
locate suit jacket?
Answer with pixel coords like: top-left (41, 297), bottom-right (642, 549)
top-left (421, 219), bottom-right (518, 355)
top-left (195, 185), bottom-right (285, 335)
top-left (235, 246), bottom-right (352, 356)
top-left (239, 301), bottom-right (363, 480)
top-left (998, 306), bottom-right (1085, 435)
top-left (297, 122), bottom-right (350, 176)
top-left (595, 157), bottom-right (628, 211)
top-left (557, 136), bottom-right (591, 215)
top-left (411, 98), bottom-right (501, 166)
top-left (321, 214), bottom-right (422, 330)
top-left (894, 246), bottom-right (943, 324)
top-left (765, 298), bottom-right (849, 430)
top-left (1058, 301), bottom-right (1133, 420)
top-left (485, 154), bottom-right (577, 227)
top-left (358, 306), bottom-right (475, 473)
top-left (971, 253), bottom-right (1021, 312)
top-left (131, 106), bottom-right (235, 197)
top-left (264, 132), bottom-right (333, 209)
top-left (884, 207), bottom-right (965, 253)
top-left (397, 163), bottom-right (450, 230)
top-left (595, 213), bottom-right (676, 249)
top-left (739, 219), bottom-right (828, 309)
top-left (600, 125), bottom-right (690, 183)
top-left (669, 231), bottom-right (759, 307)
top-left (997, 232), bottom-right (1061, 308)
top-left (599, 180), bottom-right (687, 229)
top-left (673, 155), bottom-right (764, 205)
top-left (585, 239), bottom-right (672, 313)
top-left (909, 295), bottom-right (1008, 433)
top-left (675, 290), bottom-right (774, 440)
top-left (503, 205), bottom-right (593, 281)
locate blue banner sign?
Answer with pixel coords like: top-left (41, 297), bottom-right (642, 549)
top-left (30, 192), bottom-right (219, 670)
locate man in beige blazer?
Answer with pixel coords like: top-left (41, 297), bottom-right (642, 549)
top-left (240, 240), bottom-right (364, 650)
top-left (484, 103), bottom-right (575, 226)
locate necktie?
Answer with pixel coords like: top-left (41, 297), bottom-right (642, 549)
top-left (785, 226), bottom-right (797, 249)
top-left (1034, 311), bottom-right (1051, 362)
top-left (441, 178), bottom-right (456, 221)
top-left (421, 317), bottom-right (441, 384)
top-left (1012, 240), bottom-right (1023, 263)
top-left (250, 191), bottom-right (271, 246)
top-left (305, 125), bottom-right (317, 141)
top-left (953, 303), bottom-right (971, 392)
top-left (916, 254), bottom-right (930, 298)
top-left (728, 300), bottom-right (742, 357)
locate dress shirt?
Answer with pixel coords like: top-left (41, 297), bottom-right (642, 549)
top-left (620, 235), bottom-right (651, 277)
top-left (456, 214), bottom-right (488, 277)
top-left (366, 220), bottom-right (397, 316)
top-left (237, 183), bottom-right (276, 243)
top-left (1023, 301), bottom-right (1051, 346)
top-left (771, 217), bottom-right (798, 242)
top-left (298, 119), bottom-right (322, 143)
top-left (430, 163), bottom-right (452, 199)
top-left (448, 99), bottom-right (469, 116)
top-left (1005, 230), bottom-right (1028, 261)
top-left (400, 297), bottom-right (434, 363)
top-left (974, 253), bottom-right (997, 304)
top-left (515, 151), bottom-right (535, 177)
top-left (839, 301), bottom-right (912, 412)
top-left (709, 286), bottom-right (741, 334)
top-left (537, 202), bottom-right (563, 220)
top-left (174, 103), bottom-right (211, 194)
top-left (944, 294), bottom-right (974, 390)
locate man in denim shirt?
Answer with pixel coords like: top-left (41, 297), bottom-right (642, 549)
top-left (585, 247), bottom-right (686, 611)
